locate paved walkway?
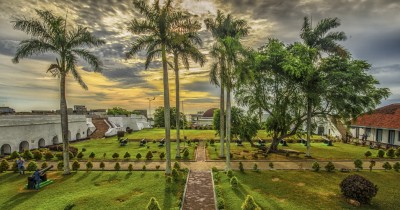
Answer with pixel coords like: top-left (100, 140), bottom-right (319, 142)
top-left (182, 141), bottom-right (216, 210)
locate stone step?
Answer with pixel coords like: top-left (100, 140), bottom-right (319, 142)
top-left (182, 171), bottom-right (216, 210)
top-left (89, 118), bottom-right (110, 139)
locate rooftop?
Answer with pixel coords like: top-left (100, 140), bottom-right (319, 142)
top-left (352, 103), bottom-right (400, 129)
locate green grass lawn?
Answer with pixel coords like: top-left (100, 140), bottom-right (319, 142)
top-left (125, 128), bottom-right (218, 140)
top-left (70, 136), bottom-right (196, 161)
top-left (0, 171), bottom-right (185, 210)
top-left (214, 170), bottom-right (399, 210)
top-left (207, 142), bottom-right (383, 160)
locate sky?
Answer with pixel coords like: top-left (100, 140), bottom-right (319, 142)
top-left (0, 0), bottom-right (399, 115)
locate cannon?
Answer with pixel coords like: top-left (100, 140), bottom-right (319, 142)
top-left (27, 165), bottom-right (53, 190)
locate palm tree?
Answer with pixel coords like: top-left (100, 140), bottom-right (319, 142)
top-left (11, 10), bottom-right (105, 174)
top-left (170, 28), bottom-right (206, 158)
top-left (126, 0), bottom-right (197, 174)
top-left (300, 16), bottom-right (347, 157)
top-left (205, 11), bottom-right (249, 170)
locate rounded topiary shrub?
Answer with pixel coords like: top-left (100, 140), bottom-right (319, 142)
top-left (312, 161), bottom-right (320, 172)
top-left (325, 161), bottom-right (335, 172)
top-left (354, 159), bottom-right (363, 171)
top-left (241, 195), bottom-right (261, 210)
top-left (72, 160), bottom-right (80, 171)
top-left (383, 162), bottom-right (392, 171)
top-left (173, 161), bottom-right (180, 170)
top-left (112, 153), bottom-right (119, 159)
top-left (99, 161), bottom-right (105, 170)
top-left (183, 149), bottom-right (189, 159)
top-left (27, 161), bottom-right (38, 171)
top-left (77, 152), bottom-right (84, 159)
top-left (32, 150), bottom-right (43, 160)
top-left (44, 151), bottom-right (54, 161)
top-left (230, 176), bottom-right (239, 188)
top-left (41, 162), bottom-right (48, 170)
top-left (146, 151), bottom-right (153, 160)
top-left (364, 151), bottom-right (372, 158)
top-left (114, 162), bottom-right (121, 171)
top-left (10, 151), bottom-right (19, 159)
top-left (89, 152), bottom-right (95, 159)
top-left (124, 152), bottom-right (131, 159)
top-left (226, 170), bottom-right (233, 178)
top-left (22, 150), bottom-right (34, 160)
top-left (0, 159), bottom-right (10, 173)
top-left (159, 152), bottom-right (165, 160)
top-left (86, 161), bottom-right (93, 171)
top-left (340, 174), bottom-right (378, 204)
top-left (386, 148), bottom-right (395, 158)
top-left (172, 168), bottom-right (180, 181)
top-left (57, 161), bottom-right (64, 171)
top-left (395, 148), bottom-right (400, 157)
top-left (136, 153), bottom-right (142, 160)
top-left (146, 197), bottom-right (161, 210)
top-left (393, 162), bottom-right (400, 172)
top-left (377, 149), bottom-right (385, 158)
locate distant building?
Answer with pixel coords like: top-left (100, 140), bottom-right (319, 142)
top-left (89, 109), bottom-right (107, 117)
top-left (74, 105), bottom-right (88, 115)
top-left (133, 109), bottom-right (147, 118)
top-left (0, 107), bottom-right (15, 115)
top-left (351, 103), bottom-right (400, 146)
top-left (31, 110), bottom-right (56, 115)
top-left (191, 108), bottom-right (216, 126)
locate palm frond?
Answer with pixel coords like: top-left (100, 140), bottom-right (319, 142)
top-left (71, 49), bottom-right (103, 72)
top-left (68, 26), bottom-right (106, 48)
top-left (126, 35), bottom-right (157, 59)
top-left (66, 52), bottom-right (88, 90)
top-left (12, 39), bottom-right (57, 63)
top-left (128, 19), bottom-right (157, 34)
top-left (145, 49), bottom-right (162, 69)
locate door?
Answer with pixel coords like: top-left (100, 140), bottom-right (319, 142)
top-left (376, 129), bottom-right (382, 142)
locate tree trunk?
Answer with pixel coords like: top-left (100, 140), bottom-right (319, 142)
top-left (174, 53), bottom-right (181, 158)
top-left (225, 86), bottom-right (231, 170)
top-left (162, 45), bottom-right (171, 174)
top-left (60, 74), bottom-right (70, 175)
top-left (269, 137), bottom-right (280, 153)
top-left (306, 97), bottom-right (312, 157)
top-left (258, 107), bottom-right (262, 125)
top-left (219, 83), bottom-right (225, 158)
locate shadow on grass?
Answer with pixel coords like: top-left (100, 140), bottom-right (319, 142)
top-left (91, 172), bottom-right (102, 181)
top-left (75, 172), bottom-right (90, 182)
top-left (125, 172), bottom-right (133, 179)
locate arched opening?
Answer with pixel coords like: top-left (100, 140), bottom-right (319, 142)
top-left (68, 130), bottom-right (71, 141)
top-left (76, 133), bottom-right (81, 140)
top-left (0, 144), bottom-right (11, 156)
top-left (19, 141), bottom-right (29, 152)
top-left (52, 136), bottom-right (59, 145)
top-left (87, 128), bottom-right (91, 136)
top-left (38, 138), bottom-right (46, 148)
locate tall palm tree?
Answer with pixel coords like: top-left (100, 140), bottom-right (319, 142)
top-left (170, 28), bottom-right (206, 158)
top-left (205, 11), bottom-right (249, 170)
top-left (126, 0), bottom-right (197, 174)
top-left (300, 16), bottom-right (347, 157)
top-left (205, 11), bottom-right (249, 160)
top-left (11, 10), bottom-right (105, 174)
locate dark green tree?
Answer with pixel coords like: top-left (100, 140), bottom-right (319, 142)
top-left (153, 107), bottom-right (187, 128)
top-left (107, 107), bottom-right (131, 116)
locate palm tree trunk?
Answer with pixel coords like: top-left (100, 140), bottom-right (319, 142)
top-left (60, 73), bottom-right (70, 175)
top-left (306, 97), bottom-right (312, 157)
top-left (258, 107), bottom-right (262, 124)
top-left (219, 83), bottom-right (225, 158)
top-left (162, 44), bottom-right (171, 174)
top-left (174, 54), bottom-right (181, 158)
top-left (225, 86), bottom-right (231, 170)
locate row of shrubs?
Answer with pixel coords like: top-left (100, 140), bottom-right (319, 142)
top-left (311, 160), bottom-right (400, 172)
top-left (213, 168), bottom-right (261, 210)
top-left (364, 148), bottom-right (400, 158)
top-left (4, 148), bottom-right (191, 161)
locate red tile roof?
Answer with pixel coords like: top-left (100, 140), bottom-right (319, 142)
top-left (202, 108), bottom-right (217, 118)
top-left (352, 103), bottom-right (400, 129)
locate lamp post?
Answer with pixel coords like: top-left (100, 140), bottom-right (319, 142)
top-left (147, 97), bottom-right (155, 123)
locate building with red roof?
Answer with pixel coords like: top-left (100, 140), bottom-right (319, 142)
top-left (351, 103), bottom-right (400, 145)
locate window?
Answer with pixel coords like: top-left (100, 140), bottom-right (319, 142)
top-left (388, 130), bottom-right (395, 144)
top-left (366, 128), bottom-right (371, 137)
top-left (376, 129), bottom-right (383, 142)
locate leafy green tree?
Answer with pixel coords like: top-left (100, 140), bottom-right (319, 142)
top-left (153, 107), bottom-right (187, 128)
top-left (106, 107), bottom-right (131, 116)
top-left (238, 114), bottom-right (260, 143)
top-left (126, 0), bottom-right (198, 175)
top-left (11, 10), bottom-right (104, 174)
top-left (205, 10), bottom-right (250, 160)
top-left (213, 107), bottom-right (244, 138)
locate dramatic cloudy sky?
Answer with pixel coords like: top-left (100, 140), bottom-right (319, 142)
top-left (0, 0), bottom-right (399, 115)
